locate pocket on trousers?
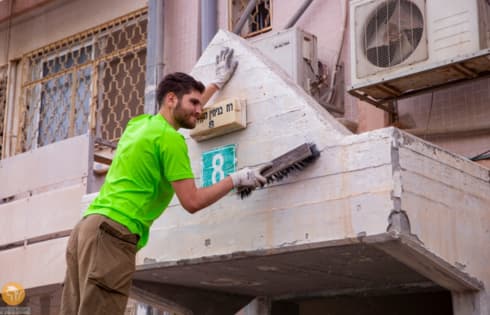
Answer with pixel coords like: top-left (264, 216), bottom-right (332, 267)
top-left (88, 221), bottom-right (137, 295)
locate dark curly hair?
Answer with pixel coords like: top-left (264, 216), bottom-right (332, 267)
top-left (156, 72), bottom-right (205, 107)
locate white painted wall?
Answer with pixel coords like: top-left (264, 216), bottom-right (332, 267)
top-left (0, 184), bottom-right (85, 246)
top-left (0, 134), bottom-right (89, 200)
top-left (0, 136), bottom-right (88, 291)
top-left (0, 237), bottom-right (68, 289)
top-left (0, 126), bottom-right (88, 293)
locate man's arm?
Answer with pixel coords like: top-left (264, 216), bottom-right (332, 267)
top-left (201, 84), bottom-right (219, 106)
top-left (171, 177), bottom-right (234, 214)
top-left (171, 165), bottom-right (269, 214)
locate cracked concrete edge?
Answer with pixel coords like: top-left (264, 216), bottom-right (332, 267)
top-left (387, 129), bottom-right (422, 243)
top-left (379, 129), bottom-right (484, 293)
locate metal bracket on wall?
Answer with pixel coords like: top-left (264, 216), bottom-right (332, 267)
top-left (349, 89), bottom-right (397, 114)
top-left (349, 49), bottom-right (490, 115)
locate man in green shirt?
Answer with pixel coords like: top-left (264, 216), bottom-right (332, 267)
top-left (60, 48), bottom-right (267, 315)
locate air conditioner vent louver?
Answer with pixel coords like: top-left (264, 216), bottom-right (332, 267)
top-left (364, 0), bottom-right (424, 68)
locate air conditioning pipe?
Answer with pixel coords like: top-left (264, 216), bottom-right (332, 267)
top-left (233, 0), bottom-right (258, 34)
top-left (285, 0), bottom-right (314, 29)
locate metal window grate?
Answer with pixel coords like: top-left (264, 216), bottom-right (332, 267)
top-left (230, 0), bottom-right (272, 38)
top-left (16, 8), bottom-right (147, 154)
top-left (0, 65), bottom-right (7, 159)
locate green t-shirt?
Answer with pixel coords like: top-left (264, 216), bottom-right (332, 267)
top-left (85, 114), bottom-right (194, 249)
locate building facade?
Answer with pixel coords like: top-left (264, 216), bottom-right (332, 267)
top-left (0, 1), bottom-right (489, 314)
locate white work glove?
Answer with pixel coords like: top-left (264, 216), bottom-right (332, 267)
top-left (229, 164), bottom-right (270, 189)
top-left (213, 47), bottom-right (238, 89)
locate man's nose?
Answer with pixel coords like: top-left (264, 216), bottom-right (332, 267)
top-left (195, 105), bottom-right (203, 115)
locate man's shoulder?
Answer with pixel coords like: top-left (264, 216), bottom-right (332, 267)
top-left (131, 113), bottom-right (152, 121)
top-left (128, 113), bottom-right (152, 126)
top-left (127, 114), bottom-right (168, 134)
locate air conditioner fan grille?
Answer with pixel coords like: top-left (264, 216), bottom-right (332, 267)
top-left (363, 0), bottom-right (424, 68)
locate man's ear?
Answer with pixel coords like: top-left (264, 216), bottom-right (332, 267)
top-left (165, 92), bottom-right (177, 109)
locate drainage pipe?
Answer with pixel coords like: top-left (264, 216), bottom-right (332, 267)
top-left (285, 0), bottom-right (314, 29)
top-left (145, 0), bottom-right (165, 114)
top-left (200, 0), bottom-right (217, 53)
top-left (324, 0), bottom-right (348, 105)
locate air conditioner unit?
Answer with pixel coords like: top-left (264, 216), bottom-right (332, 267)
top-left (249, 28), bottom-right (319, 95)
top-left (349, 0), bottom-right (490, 102)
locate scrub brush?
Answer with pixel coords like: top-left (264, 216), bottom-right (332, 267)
top-left (238, 142), bottom-right (320, 199)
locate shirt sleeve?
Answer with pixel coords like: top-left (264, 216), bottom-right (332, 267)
top-left (160, 131), bottom-right (195, 182)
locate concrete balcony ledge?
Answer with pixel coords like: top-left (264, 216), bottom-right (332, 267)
top-left (132, 232), bottom-right (483, 314)
top-left (136, 230), bottom-right (484, 297)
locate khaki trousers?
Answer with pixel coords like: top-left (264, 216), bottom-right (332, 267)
top-left (60, 214), bottom-right (138, 315)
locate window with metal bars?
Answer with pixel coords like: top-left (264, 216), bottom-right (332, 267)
top-left (17, 8), bottom-right (147, 154)
top-left (0, 65), bottom-right (7, 159)
top-left (230, 0), bottom-right (272, 38)
top-left (24, 45), bottom-right (92, 149)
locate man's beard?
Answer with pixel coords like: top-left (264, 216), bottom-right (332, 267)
top-left (173, 99), bottom-right (196, 129)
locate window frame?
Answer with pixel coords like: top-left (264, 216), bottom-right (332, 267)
top-left (25, 41), bottom-right (94, 150)
top-left (16, 8), bottom-right (148, 155)
top-left (228, 0), bottom-right (272, 38)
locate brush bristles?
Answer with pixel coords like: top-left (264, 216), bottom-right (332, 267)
top-left (239, 143), bottom-right (320, 199)
top-left (238, 187), bottom-right (253, 199)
